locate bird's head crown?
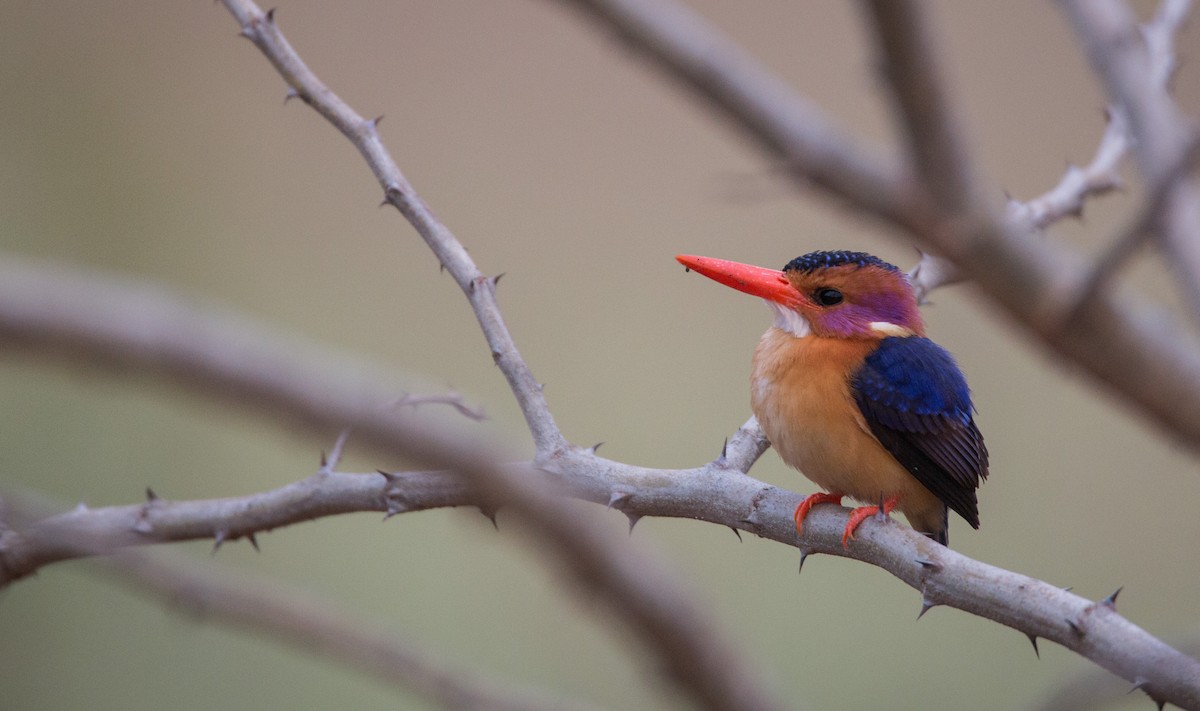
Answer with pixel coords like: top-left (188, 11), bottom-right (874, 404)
top-left (782, 251), bottom-right (899, 274)
top-left (780, 251), bottom-right (923, 339)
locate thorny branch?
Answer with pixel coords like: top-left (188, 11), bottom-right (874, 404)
top-left (240, 2), bottom-right (786, 709)
top-left (877, 0), bottom-right (1191, 302)
top-left (1066, 135), bottom-right (1200, 322)
top-left (1, 257), bottom-right (1198, 708)
top-left (218, 3), bottom-right (564, 456)
top-left (1059, 0), bottom-right (1200, 321)
top-left (4, 0), bottom-right (1200, 709)
top-left (0, 253), bottom-right (782, 711)
top-left (908, 1), bottom-right (1188, 299)
top-left (901, 3), bottom-right (1158, 301)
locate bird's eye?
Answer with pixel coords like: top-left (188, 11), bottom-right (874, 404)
top-left (814, 287), bottom-right (843, 306)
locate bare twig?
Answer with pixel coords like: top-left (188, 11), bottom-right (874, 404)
top-left (390, 392), bottom-right (487, 421)
top-left (910, 105), bottom-right (1131, 301)
top-left (723, 415), bottom-right (771, 472)
top-left (861, 0), bottom-right (979, 214)
top-left (0, 467), bottom-right (470, 574)
top-left (910, 0), bottom-right (1180, 300)
top-left (218, 1), bottom-right (564, 456)
top-left (557, 0), bottom-right (1200, 452)
top-left (905, 250), bottom-right (959, 304)
top-left (1, 258), bottom-right (1198, 707)
top-left (1059, 0), bottom-right (1200, 319)
top-left (862, 0), bottom-right (981, 302)
top-left (1005, 109), bottom-right (1129, 233)
top-left (1065, 134), bottom-right (1200, 322)
top-left (908, 104), bottom-right (1130, 302)
top-left (320, 429), bottom-right (352, 474)
top-left (219, 7), bottom-right (791, 705)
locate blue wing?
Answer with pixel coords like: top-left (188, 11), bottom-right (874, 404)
top-left (851, 337), bottom-right (988, 528)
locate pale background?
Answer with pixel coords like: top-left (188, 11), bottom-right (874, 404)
top-left (1, 2), bottom-right (1198, 710)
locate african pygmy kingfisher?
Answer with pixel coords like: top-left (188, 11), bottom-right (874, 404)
top-left (677, 251), bottom-right (987, 546)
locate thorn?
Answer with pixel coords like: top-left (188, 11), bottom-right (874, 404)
top-left (376, 468), bottom-right (398, 482)
top-left (212, 529), bottom-right (228, 554)
top-left (606, 491), bottom-right (631, 510)
top-left (478, 506), bottom-right (499, 529)
top-left (624, 512), bottom-right (642, 535)
top-left (369, 114), bottom-right (384, 128)
top-left (439, 262), bottom-right (446, 274)
top-left (798, 548), bottom-right (809, 574)
top-left (383, 498), bottom-right (408, 519)
top-left (917, 598), bottom-right (936, 620)
top-left (284, 87), bottom-right (300, 104)
top-left (322, 429), bottom-right (350, 473)
top-left (265, 7), bottom-right (277, 22)
top-left (914, 557), bottom-right (942, 572)
top-left (1131, 676), bottom-right (1167, 709)
top-left (589, 441), bottom-right (604, 454)
top-left (132, 510), bottom-right (153, 534)
top-left (1065, 616), bottom-right (1085, 636)
top-left (738, 509), bottom-right (761, 527)
top-left (1027, 634), bottom-right (1040, 659)
top-left (1101, 586), bottom-right (1123, 609)
top-left (145, 487), bottom-right (159, 502)
top-left (492, 272), bottom-right (505, 286)
top-left (729, 526), bottom-right (742, 542)
top-left (246, 532), bottom-right (260, 552)
top-left (1062, 586), bottom-right (1073, 592)
top-left (719, 438), bottom-right (728, 461)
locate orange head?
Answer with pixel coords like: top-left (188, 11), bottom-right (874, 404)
top-left (676, 251), bottom-right (925, 339)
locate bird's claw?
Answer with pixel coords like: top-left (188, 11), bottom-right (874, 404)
top-left (793, 492), bottom-right (844, 537)
top-left (841, 495), bottom-right (901, 548)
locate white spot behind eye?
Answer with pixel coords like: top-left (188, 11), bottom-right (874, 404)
top-left (868, 321), bottom-right (915, 337)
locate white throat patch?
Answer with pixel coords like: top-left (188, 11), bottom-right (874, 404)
top-left (765, 300), bottom-right (811, 338)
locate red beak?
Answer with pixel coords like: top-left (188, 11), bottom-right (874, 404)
top-left (676, 254), bottom-right (802, 308)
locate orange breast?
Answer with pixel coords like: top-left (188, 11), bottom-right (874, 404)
top-left (750, 328), bottom-right (944, 533)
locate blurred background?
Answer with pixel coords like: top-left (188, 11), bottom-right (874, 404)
top-left (2, 1), bottom-right (1198, 709)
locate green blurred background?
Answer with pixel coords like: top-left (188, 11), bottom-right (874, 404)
top-left (2, 2), bottom-right (1198, 709)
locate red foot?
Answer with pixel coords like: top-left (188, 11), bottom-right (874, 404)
top-left (793, 492), bottom-right (844, 536)
top-left (842, 495), bottom-right (902, 548)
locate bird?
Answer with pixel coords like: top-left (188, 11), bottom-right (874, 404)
top-left (676, 250), bottom-right (987, 547)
